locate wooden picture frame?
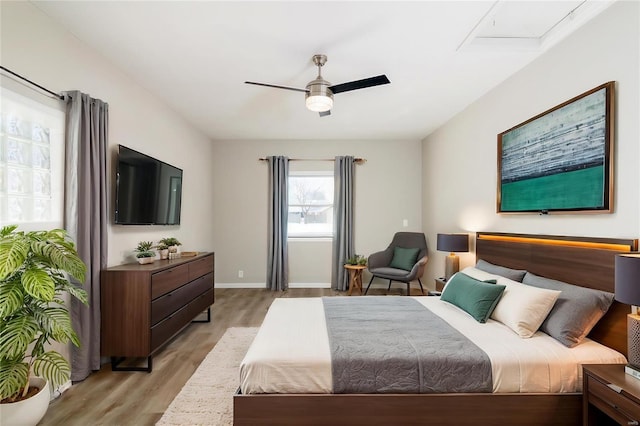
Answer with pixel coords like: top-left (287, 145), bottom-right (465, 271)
top-left (497, 81), bottom-right (615, 214)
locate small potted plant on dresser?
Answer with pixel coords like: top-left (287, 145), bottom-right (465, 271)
top-left (157, 243), bottom-right (169, 260)
top-left (135, 241), bottom-right (156, 264)
top-left (159, 237), bottom-right (181, 259)
top-left (0, 226), bottom-right (87, 426)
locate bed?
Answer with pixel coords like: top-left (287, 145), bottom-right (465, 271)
top-left (234, 232), bottom-right (638, 425)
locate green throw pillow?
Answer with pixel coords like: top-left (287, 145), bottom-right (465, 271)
top-left (389, 247), bottom-right (421, 271)
top-left (440, 273), bottom-right (505, 323)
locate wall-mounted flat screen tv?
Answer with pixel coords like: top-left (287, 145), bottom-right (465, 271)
top-left (115, 145), bottom-right (183, 225)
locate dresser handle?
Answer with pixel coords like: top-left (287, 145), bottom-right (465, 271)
top-left (628, 421), bottom-right (638, 426)
top-left (607, 383), bottom-right (623, 393)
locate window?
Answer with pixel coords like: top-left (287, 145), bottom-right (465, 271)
top-left (0, 87), bottom-right (64, 229)
top-left (288, 172), bottom-right (334, 238)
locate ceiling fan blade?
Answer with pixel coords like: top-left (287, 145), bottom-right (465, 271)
top-left (328, 75), bottom-right (390, 94)
top-left (244, 81), bottom-right (309, 93)
top-left (319, 110), bottom-right (331, 117)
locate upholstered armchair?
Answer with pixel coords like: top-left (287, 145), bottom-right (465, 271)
top-left (364, 232), bottom-right (428, 296)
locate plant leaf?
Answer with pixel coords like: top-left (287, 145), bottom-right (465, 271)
top-left (40, 307), bottom-right (74, 343)
top-left (61, 282), bottom-right (89, 305)
top-left (0, 236), bottom-right (28, 280)
top-left (30, 236), bottom-right (86, 283)
top-left (0, 316), bottom-right (39, 359)
top-left (22, 267), bottom-right (55, 302)
top-left (0, 360), bottom-right (29, 400)
top-left (33, 351), bottom-right (70, 388)
top-left (0, 277), bottom-right (24, 318)
top-left (0, 224), bottom-right (18, 237)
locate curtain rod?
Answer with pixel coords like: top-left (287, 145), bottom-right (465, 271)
top-left (0, 66), bottom-right (64, 100)
top-left (259, 157), bottom-right (366, 164)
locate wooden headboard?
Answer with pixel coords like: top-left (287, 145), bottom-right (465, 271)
top-left (476, 232), bottom-right (638, 357)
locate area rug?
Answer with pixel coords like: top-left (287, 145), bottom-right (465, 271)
top-left (156, 327), bottom-right (258, 426)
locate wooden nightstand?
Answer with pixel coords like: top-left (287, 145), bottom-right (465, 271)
top-left (583, 364), bottom-right (640, 425)
top-left (435, 277), bottom-right (447, 292)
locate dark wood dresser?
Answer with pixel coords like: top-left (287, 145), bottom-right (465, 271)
top-left (101, 253), bottom-right (214, 372)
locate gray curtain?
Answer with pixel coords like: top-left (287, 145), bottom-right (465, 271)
top-left (267, 156), bottom-right (289, 291)
top-left (332, 156), bottom-right (355, 291)
top-left (63, 91), bottom-right (108, 381)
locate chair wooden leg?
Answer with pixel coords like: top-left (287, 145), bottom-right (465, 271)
top-left (387, 280), bottom-right (393, 291)
top-left (406, 282), bottom-right (411, 296)
top-left (364, 276), bottom-right (375, 295)
top-left (418, 279), bottom-right (425, 295)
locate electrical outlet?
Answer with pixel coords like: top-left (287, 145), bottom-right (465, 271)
top-left (403, 219), bottom-right (408, 227)
top-left (238, 270), bottom-right (244, 278)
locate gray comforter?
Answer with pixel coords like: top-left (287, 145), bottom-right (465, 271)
top-left (322, 297), bottom-right (492, 393)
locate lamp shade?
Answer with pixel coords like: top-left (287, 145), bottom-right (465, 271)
top-left (437, 233), bottom-right (469, 253)
top-left (615, 253), bottom-right (640, 305)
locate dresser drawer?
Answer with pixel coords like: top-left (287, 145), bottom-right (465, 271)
top-left (587, 374), bottom-right (640, 422)
top-left (188, 255), bottom-right (214, 281)
top-left (151, 264), bottom-right (189, 299)
top-left (150, 288), bottom-right (214, 353)
top-left (151, 273), bottom-right (213, 326)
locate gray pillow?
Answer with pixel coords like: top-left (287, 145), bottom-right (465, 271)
top-left (475, 259), bottom-right (526, 282)
top-left (522, 272), bottom-right (614, 347)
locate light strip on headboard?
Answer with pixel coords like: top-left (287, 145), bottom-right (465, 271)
top-left (477, 234), bottom-right (632, 252)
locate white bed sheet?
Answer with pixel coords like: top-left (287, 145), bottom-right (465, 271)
top-left (239, 296), bottom-right (626, 394)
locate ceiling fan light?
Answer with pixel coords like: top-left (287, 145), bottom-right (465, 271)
top-left (305, 94), bottom-right (333, 112)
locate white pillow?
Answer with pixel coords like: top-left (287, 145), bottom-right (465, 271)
top-left (490, 277), bottom-right (561, 338)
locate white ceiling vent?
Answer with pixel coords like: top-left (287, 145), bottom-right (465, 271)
top-left (458, 0), bottom-right (615, 52)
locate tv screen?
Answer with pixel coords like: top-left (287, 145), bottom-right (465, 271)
top-left (115, 145), bottom-right (183, 225)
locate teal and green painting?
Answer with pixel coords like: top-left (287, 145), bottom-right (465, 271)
top-left (499, 86), bottom-right (609, 212)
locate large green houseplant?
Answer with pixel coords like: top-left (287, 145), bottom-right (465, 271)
top-left (0, 225), bottom-right (87, 404)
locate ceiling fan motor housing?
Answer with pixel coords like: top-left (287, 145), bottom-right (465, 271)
top-left (305, 77), bottom-right (334, 112)
top-left (305, 54), bottom-right (333, 112)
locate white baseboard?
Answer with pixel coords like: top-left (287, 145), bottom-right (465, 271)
top-left (51, 379), bottom-right (72, 401)
top-left (216, 282), bottom-right (265, 288)
top-left (289, 282), bottom-right (331, 288)
top-left (216, 282), bottom-right (331, 289)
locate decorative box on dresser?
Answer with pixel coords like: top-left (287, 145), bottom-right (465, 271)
top-left (101, 253), bottom-right (214, 372)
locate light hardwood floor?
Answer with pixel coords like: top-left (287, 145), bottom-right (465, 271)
top-left (40, 286), bottom-right (417, 425)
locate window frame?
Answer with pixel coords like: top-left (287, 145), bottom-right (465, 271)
top-left (287, 171), bottom-right (334, 240)
top-left (0, 86), bottom-right (65, 230)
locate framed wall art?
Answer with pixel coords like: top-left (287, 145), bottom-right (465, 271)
top-left (497, 81), bottom-right (615, 214)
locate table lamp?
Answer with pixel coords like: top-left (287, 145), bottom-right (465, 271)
top-left (614, 253), bottom-right (640, 379)
top-left (436, 233), bottom-right (469, 280)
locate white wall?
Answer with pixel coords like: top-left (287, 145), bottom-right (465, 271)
top-left (1, 2), bottom-right (215, 266)
top-left (211, 139), bottom-right (422, 286)
top-left (422, 1), bottom-right (640, 284)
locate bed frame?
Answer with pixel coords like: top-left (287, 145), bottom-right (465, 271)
top-left (234, 232), bottom-right (637, 425)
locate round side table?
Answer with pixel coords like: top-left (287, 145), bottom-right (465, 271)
top-left (344, 264), bottom-right (367, 295)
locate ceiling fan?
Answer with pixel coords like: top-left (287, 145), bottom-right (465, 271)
top-left (245, 54), bottom-right (390, 117)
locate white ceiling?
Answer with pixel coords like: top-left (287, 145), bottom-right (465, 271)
top-left (31, 1), bottom-right (614, 141)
